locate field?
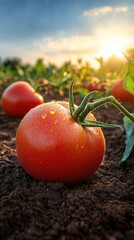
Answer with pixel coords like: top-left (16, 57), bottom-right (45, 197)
top-left (0, 58), bottom-right (134, 240)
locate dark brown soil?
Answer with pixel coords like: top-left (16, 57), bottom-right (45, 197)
top-left (0, 93), bottom-right (134, 240)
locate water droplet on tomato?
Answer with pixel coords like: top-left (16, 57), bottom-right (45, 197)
top-left (50, 109), bottom-right (56, 115)
top-left (75, 144), bottom-right (79, 149)
top-left (50, 128), bottom-right (54, 132)
top-left (42, 114), bottom-right (47, 119)
top-left (54, 120), bottom-right (58, 125)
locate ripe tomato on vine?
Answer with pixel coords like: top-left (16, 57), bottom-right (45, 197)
top-left (111, 79), bottom-right (134, 102)
top-left (16, 99), bottom-right (106, 184)
top-left (16, 81), bottom-right (134, 184)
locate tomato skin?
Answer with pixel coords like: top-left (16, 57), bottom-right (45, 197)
top-left (111, 79), bottom-right (134, 102)
top-left (1, 81), bottom-right (44, 117)
top-left (16, 101), bottom-right (106, 184)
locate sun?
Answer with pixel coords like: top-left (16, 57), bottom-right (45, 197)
top-left (101, 43), bottom-right (123, 59)
top-left (98, 34), bottom-right (126, 59)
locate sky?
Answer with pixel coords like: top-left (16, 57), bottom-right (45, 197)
top-left (0, 0), bottom-right (134, 66)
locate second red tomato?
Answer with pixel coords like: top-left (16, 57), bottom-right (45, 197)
top-left (1, 81), bottom-right (44, 117)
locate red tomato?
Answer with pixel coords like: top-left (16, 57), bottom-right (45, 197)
top-left (16, 101), bottom-right (106, 184)
top-left (1, 81), bottom-right (44, 117)
top-left (111, 79), bottom-right (134, 102)
top-left (6, 76), bottom-right (12, 83)
top-left (39, 78), bottom-right (48, 85)
top-left (86, 83), bottom-right (104, 92)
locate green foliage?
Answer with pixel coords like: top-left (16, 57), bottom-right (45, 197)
top-left (119, 115), bottom-right (134, 163)
top-left (124, 59), bottom-right (134, 95)
top-left (0, 51), bottom-right (132, 100)
top-left (0, 53), bottom-right (133, 164)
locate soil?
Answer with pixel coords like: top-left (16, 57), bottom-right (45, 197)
top-left (0, 91), bottom-right (134, 240)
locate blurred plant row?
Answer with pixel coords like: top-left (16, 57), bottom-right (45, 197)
top-left (0, 48), bottom-right (134, 98)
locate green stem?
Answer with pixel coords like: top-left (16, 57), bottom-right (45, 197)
top-left (79, 96), bottom-right (134, 123)
top-left (69, 80), bottom-right (75, 117)
top-left (73, 91), bottom-right (98, 121)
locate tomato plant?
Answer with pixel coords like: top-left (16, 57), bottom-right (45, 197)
top-left (16, 80), bottom-right (134, 184)
top-left (111, 79), bottom-right (134, 102)
top-left (1, 81), bottom-right (44, 118)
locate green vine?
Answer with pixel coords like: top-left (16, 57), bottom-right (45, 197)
top-left (69, 81), bottom-right (134, 128)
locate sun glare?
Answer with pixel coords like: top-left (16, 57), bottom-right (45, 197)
top-left (98, 35), bottom-right (126, 59)
top-left (101, 44), bottom-right (123, 59)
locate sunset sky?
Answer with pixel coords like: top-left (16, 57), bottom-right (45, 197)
top-left (0, 0), bottom-right (134, 66)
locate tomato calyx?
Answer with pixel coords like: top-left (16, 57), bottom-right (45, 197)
top-left (69, 81), bottom-right (134, 128)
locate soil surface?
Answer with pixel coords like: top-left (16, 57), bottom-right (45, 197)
top-left (0, 92), bottom-right (134, 240)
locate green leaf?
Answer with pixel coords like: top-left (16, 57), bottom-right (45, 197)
top-left (119, 114), bottom-right (134, 163)
top-left (80, 119), bottom-right (122, 129)
top-left (61, 75), bottom-right (72, 84)
top-left (124, 59), bottom-right (134, 95)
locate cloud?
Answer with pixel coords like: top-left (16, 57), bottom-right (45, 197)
top-left (0, 23), bottom-right (134, 68)
top-left (32, 25), bottom-right (134, 65)
top-left (0, 42), bottom-right (45, 64)
top-left (84, 6), bottom-right (113, 17)
top-left (115, 7), bottom-right (128, 13)
top-left (0, 35), bottom-right (100, 66)
top-left (34, 35), bottom-right (98, 54)
top-left (84, 6), bottom-right (128, 17)
top-left (32, 35), bottom-right (100, 66)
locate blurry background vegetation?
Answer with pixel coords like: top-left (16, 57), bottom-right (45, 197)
top-left (0, 48), bottom-right (133, 98)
